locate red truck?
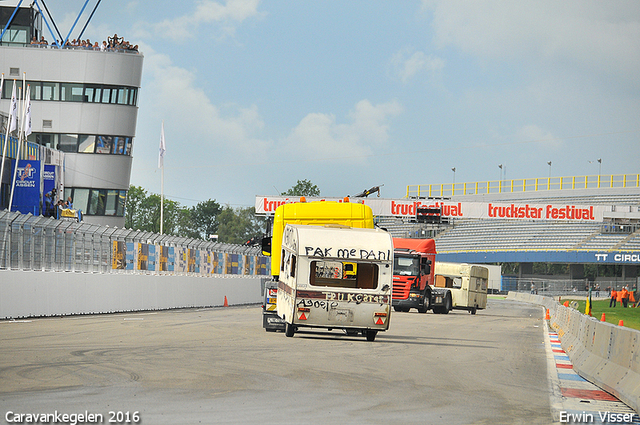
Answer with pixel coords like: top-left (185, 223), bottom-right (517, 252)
top-left (392, 238), bottom-right (436, 313)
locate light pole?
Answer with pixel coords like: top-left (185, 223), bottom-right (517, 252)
top-left (547, 161), bottom-right (552, 178)
top-left (498, 164), bottom-right (503, 182)
top-left (597, 158), bottom-right (602, 176)
top-left (451, 167), bottom-right (456, 185)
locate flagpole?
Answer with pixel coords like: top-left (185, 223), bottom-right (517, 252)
top-left (8, 84), bottom-right (29, 212)
top-left (159, 121), bottom-right (165, 235)
top-left (1, 79), bottom-right (16, 206)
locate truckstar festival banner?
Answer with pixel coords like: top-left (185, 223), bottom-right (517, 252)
top-left (255, 196), bottom-right (609, 222)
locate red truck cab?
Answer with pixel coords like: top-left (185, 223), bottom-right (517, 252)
top-left (392, 238), bottom-right (436, 313)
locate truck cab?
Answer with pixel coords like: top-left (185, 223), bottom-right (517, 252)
top-left (392, 238), bottom-right (436, 313)
top-left (276, 224), bottom-right (393, 341)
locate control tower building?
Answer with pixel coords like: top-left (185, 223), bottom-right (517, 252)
top-left (0, 0), bottom-right (143, 227)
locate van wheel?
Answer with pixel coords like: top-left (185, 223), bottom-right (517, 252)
top-left (393, 306), bottom-right (402, 312)
top-left (365, 330), bottom-right (377, 342)
top-left (285, 323), bottom-right (295, 337)
top-left (470, 307), bottom-right (477, 315)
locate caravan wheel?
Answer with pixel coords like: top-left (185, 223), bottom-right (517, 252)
top-left (285, 323), bottom-right (295, 337)
top-left (365, 330), bottom-right (378, 342)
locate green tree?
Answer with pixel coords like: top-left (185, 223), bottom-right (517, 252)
top-left (124, 185), bottom-right (147, 230)
top-left (281, 179), bottom-right (320, 197)
top-left (190, 199), bottom-right (222, 240)
top-left (125, 185), bottom-right (186, 235)
top-left (124, 185), bottom-right (254, 241)
top-left (217, 206), bottom-right (267, 244)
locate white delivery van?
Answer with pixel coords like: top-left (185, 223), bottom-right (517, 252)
top-left (433, 262), bottom-right (489, 314)
top-left (276, 224), bottom-right (393, 341)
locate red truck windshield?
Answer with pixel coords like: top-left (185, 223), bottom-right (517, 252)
top-left (394, 255), bottom-right (420, 276)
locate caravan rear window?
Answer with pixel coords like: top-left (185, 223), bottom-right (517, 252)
top-left (309, 261), bottom-right (378, 289)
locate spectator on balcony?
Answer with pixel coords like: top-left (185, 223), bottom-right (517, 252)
top-left (101, 41), bottom-right (107, 51)
top-left (39, 36), bottom-right (48, 45)
top-left (108, 33), bottom-right (121, 47)
top-left (30, 36), bottom-right (38, 45)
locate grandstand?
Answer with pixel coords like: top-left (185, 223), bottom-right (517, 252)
top-left (383, 173), bottom-right (640, 292)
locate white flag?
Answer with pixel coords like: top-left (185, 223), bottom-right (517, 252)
top-left (158, 121), bottom-right (166, 168)
top-left (9, 80), bottom-right (17, 133)
top-left (25, 86), bottom-right (32, 136)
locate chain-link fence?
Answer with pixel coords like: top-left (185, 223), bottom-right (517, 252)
top-left (503, 276), bottom-right (639, 298)
top-left (0, 210), bottom-right (269, 276)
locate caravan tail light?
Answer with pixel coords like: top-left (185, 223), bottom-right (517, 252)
top-left (297, 307), bottom-right (310, 321)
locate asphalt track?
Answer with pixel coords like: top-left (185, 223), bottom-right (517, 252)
top-left (0, 298), bottom-right (554, 424)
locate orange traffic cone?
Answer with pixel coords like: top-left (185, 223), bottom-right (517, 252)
top-left (563, 301), bottom-right (570, 307)
top-left (600, 313), bottom-right (606, 322)
top-left (618, 320), bottom-right (624, 327)
top-left (545, 309), bottom-right (550, 320)
top-left (224, 296), bottom-right (229, 307)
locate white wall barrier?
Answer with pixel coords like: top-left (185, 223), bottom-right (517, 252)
top-left (507, 291), bottom-right (640, 415)
top-left (0, 271), bottom-right (263, 319)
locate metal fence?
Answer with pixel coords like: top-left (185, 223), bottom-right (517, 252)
top-left (0, 210), bottom-right (269, 276)
top-left (504, 276), bottom-right (639, 298)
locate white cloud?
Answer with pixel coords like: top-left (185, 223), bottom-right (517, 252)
top-left (284, 100), bottom-right (403, 163)
top-left (140, 44), bottom-right (270, 161)
top-left (516, 125), bottom-right (562, 150)
top-left (423, 0), bottom-right (640, 85)
top-left (391, 48), bottom-right (445, 83)
top-left (151, 0), bottom-right (264, 40)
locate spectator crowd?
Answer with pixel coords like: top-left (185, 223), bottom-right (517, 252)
top-left (30, 33), bottom-right (139, 53)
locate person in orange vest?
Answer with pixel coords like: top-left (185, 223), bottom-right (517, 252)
top-left (610, 288), bottom-right (617, 307)
top-left (620, 286), bottom-right (630, 308)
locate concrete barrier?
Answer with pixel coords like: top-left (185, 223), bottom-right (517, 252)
top-left (0, 270), bottom-right (263, 319)
top-left (507, 291), bottom-right (640, 415)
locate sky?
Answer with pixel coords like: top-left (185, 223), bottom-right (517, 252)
top-left (45, 0), bottom-right (640, 208)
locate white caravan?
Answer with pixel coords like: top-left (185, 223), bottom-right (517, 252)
top-left (276, 224), bottom-right (394, 341)
top-left (433, 262), bottom-right (489, 314)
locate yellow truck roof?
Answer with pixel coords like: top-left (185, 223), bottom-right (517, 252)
top-left (270, 201), bottom-right (374, 276)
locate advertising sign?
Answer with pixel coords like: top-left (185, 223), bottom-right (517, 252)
top-left (11, 160), bottom-right (40, 215)
top-left (255, 196), bottom-right (609, 222)
top-left (43, 164), bottom-right (56, 197)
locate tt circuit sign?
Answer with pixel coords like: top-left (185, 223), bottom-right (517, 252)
top-left (595, 253), bottom-right (640, 264)
top-left (255, 196), bottom-right (609, 222)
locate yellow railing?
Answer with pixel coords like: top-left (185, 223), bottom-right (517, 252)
top-left (406, 174), bottom-right (640, 198)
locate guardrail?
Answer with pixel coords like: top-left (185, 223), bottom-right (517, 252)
top-left (407, 174), bottom-right (640, 198)
top-left (508, 292), bottom-right (640, 415)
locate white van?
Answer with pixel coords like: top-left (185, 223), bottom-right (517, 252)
top-left (433, 262), bottom-right (488, 314)
top-left (276, 224), bottom-right (394, 341)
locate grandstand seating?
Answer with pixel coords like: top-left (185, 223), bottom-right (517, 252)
top-left (432, 220), bottom-right (599, 252)
top-left (383, 180), bottom-right (640, 255)
top-left (428, 219), bottom-right (640, 253)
